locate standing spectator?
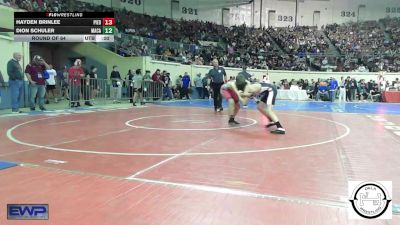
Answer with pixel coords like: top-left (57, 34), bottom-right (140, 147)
top-left (132, 69), bottom-right (144, 106)
top-left (0, 70), bottom-right (4, 105)
top-left (262, 74), bottom-right (270, 83)
top-left (349, 77), bottom-right (358, 102)
top-left (142, 70), bottom-right (152, 100)
top-left (110, 65), bottom-right (122, 103)
top-left (152, 69), bottom-right (161, 82)
top-left (126, 69), bottom-right (134, 103)
top-left (238, 66), bottom-right (252, 81)
top-left (194, 73), bottom-right (203, 99)
top-left (85, 66), bottom-right (98, 106)
top-left (45, 64), bottom-right (57, 104)
top-left (345, 76), bottom-right (352, 102)
top-left (58, 65), bottom-right (69, 100)
top-left (181, 72), bottom-right (191, 100)
top-left (328, 77), bottom-right (338, 102)
top-left (313, 79), bottom-right (320, 99)
top-left (338, 76), bottom-right (346, 103)
top-left (202, 75), bottom-right (210, 99)
top-left (25, 55), bottom-right (49, 111)
top-left (7, 52), bottom-right (24, 113)
top-left (208, 59), bottom-right (227, 112)
top-left (377, 74), bottom-right (385, 92)
top-left (162, 72), bottom-right (172, 100)
top-left (175, 75), bottom-right (182, 99)
top-left (68, 59), bottom-right (85, 107)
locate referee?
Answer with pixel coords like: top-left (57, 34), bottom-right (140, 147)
top-left (208, 59), bottom-right (227, 112)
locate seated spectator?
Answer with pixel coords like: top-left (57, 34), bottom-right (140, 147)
top-left (289, 81), bottom-right (300, 91)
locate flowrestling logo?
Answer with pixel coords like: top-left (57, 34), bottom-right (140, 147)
top-left (348, 181), bottom-right (392, 219)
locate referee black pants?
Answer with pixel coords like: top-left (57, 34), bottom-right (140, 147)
top-left (212, 82), bottom-right (223, 110)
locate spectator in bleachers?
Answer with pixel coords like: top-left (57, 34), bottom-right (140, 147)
top-left (9, 0), bottom-right (400, 72)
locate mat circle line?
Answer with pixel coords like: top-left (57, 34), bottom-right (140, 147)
top-left (6, 112), bottom-right (351, 156)
top-left (125, 114), bottom-right (257, 131)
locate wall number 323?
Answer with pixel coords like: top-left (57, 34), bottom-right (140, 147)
top-left (278, 15), bottom-right (293, 22)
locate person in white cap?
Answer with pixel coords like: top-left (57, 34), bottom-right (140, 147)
top-left (68, 59), bottom-right (85, 107)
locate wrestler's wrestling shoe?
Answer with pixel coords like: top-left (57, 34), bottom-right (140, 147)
top-left (265, 122), bottom-right (276, 128)
top-left (271, 128), bottom-right (285, 134)
top-left (228, 118), bottom-right (240, 125)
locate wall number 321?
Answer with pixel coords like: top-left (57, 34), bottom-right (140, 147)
top-left (182, 7), bottom-right (198, 15)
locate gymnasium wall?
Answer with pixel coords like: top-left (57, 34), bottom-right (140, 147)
top-left (144, 57), bottom-right (400, 84)
top-left (28, 43), bottom-right (143, 80)
top-left (78, 0), bottom-right (400, 28)
top-left (0, 36), bottom-right (31, 81)
top-left (0, 6), bottom-right (31, 81)
top-left (0, 5), bottom-right (14, 30)
top-left (78, 0), bottom-right (224, 24)
top-left (230, 0), bottom-right (400, 27)
top-left (55, 43), bottom-right (144, 79)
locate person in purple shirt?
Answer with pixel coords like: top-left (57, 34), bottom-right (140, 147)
top-left (328, 77), bottom-right (338, 102)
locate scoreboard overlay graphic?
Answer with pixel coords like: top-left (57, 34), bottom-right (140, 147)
top-left (14, 12), bottom-right (115, 42)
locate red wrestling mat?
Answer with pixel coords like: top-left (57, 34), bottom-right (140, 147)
top-left (0, 105), bottom-right (399, 224)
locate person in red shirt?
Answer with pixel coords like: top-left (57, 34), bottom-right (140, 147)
top-left (151, 69), bottom-right (162, 100)
top-left (68, 59), bottom-right (85, 107)
top-left (152, 69), bottom-right (161, 82)
top-left (25, 55), bottom-right (49, 111)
